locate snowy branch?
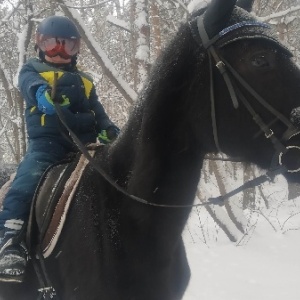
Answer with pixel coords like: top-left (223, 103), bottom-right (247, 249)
top-left (0, 0), bottom-right (22, 26)
top-left (259, 5), bottom-right (300, 22)
top-left (106, 15), bottom-right (131, 33)
top-left (0, 119), bottom-right (9, 138)
top-left (59, 0), bottom-right (112, 9)
top-left (0, 58), bottom-right (13, 91)
top-left (155, 0), bottom-right (163, 5)
top-left (172, 0), bottom-right (189, 13)
top-left (57, 0), bottom-right (137, 104)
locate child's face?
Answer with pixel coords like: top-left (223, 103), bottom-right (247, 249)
top-left (44, 55), bottom-right (71, 64)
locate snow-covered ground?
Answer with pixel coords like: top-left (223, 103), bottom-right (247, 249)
top-left (183, 173), bottom-right (300, 300)
top-left (184, 230), bottom-right (300, 300)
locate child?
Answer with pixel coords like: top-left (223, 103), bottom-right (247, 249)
top-left (0, 15), bottom-right (119, 282)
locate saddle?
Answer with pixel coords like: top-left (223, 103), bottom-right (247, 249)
top-left (27, 150), bottom-right (95, 258)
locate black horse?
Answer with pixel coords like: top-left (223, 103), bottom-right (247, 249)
top-left (1, 0), bottom-right (300, 299)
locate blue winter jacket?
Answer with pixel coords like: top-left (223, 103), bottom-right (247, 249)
top-left (19, 58), bottom-right (115, 146)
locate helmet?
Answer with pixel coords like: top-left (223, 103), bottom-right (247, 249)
top-left (36, 16), bottom-right (81, 59)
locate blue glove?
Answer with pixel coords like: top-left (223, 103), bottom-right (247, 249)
top-left (98, 126), bottom-right (120, 144)
top-left (36, 84), bottom-right (70, 115)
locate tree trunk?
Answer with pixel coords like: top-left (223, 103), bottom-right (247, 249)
top-left (149, 0), bottom-right (162, 58)
top-left (130, 0), bottom-right (151, 91)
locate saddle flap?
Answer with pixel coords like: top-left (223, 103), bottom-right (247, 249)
top-left (31, 152), bottom-right (95, 258)
top-left (35, 159), bottom-right (79, 240)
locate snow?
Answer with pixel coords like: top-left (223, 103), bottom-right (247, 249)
top-left (184, 230), bottom-right (300, 300)
top-left (183, 172), bottom-right (300, 300)
top-left (259, 5), bottom-right (300, 23)
top-left (188, 0), bottom-right (209, 14)
top-left (0, 59), bottom-right (13, 90)
top-left (106, 15), bottom-right (131, 32)
top-left (14, 24), bottom-right (29, 88)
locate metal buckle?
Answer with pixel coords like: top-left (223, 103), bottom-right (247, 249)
top-left (38, 286), bottom-right (57, 299)
top-left (265, 129), bottom-right (274, 139)
top-left (216, 61), bottom-right (225, 70)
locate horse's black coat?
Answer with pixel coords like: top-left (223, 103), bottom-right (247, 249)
top-left (1, 0), bottom-right (300, 299)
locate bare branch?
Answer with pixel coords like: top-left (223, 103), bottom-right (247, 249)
top-left (259, 5), bottom-right (300, 22)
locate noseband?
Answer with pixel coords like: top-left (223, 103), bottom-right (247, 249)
top-left (194, 15), bottom-right (300, 174)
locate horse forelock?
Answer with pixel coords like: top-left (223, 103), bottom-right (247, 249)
top-left (190, 6), bottom-right (291, 57)
top-left (216, 8), bottom-right (292, 56)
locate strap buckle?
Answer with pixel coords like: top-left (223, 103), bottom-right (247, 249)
top-left (216, 60), bottom-right (226, 73)
top-left (38, 286), bottom-right (58, 299)
top-left (265, 129), bottom-right (274, 139)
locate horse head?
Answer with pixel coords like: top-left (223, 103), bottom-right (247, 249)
top-left (172, 0), bottom-right (300, 182)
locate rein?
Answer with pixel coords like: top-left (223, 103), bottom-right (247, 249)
top-left (54, 102), bottom-right (235, 208)
top-left (54, 92), bottom-right (285, 209)
top-left (51, 16), bottom-right (300, 209)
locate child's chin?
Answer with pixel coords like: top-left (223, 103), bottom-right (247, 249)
top-left (45, 55), bottom-right (71, 64)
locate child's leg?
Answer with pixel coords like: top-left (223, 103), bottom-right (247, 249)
top-left (0, 141), bottom-right (68, 229)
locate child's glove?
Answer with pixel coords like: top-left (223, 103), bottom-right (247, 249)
top-left (98, 126), bottom-right (120, 144)
top-left (36, 84), bottom-right (70, 115)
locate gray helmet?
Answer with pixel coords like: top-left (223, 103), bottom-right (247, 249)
top-left (36, 15), bottom-right (80, 39)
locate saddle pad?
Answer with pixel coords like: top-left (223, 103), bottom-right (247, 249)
top-left (32, 151), bottom-right (95, 258)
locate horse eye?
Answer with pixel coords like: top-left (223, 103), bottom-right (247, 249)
top-left (251, 55), bottom-right (269, 68)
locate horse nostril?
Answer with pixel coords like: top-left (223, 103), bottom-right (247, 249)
top-left (290, 107), bottom-right (300, 127)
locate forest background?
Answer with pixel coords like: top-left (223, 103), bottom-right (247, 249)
top-left (0, 0), bottom-right (300, 164)
top-left (0, 0), bottom-right (300, 242)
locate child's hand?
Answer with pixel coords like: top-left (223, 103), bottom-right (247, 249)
top-left (36, 84), bottom-right (70, 115)
top-left (98, 126), bottom-right (120, 144)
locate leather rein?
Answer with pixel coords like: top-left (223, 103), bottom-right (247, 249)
top-left (54, 18), bottom-right (300, 209)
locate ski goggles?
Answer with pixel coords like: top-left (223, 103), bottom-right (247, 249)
top-left (36, 35), bottom-right (80, 59)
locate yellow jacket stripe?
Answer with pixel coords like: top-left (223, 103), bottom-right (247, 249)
top-left (39, 71), bottom-right (93, 99)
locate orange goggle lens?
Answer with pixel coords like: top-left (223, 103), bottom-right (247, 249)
top-left (37, 36), bottom-right (80, 59)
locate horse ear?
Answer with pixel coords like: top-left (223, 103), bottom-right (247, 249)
top-left (236, 0), bottom-right (254, 12)
top-left (203, 0), bottom-right (237, 38)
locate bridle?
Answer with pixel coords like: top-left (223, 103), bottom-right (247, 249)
top-left (194, 14), bottom-right (300, 174)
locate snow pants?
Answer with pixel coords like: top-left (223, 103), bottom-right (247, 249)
top-left (0, 138), bottom-right (72, 230)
